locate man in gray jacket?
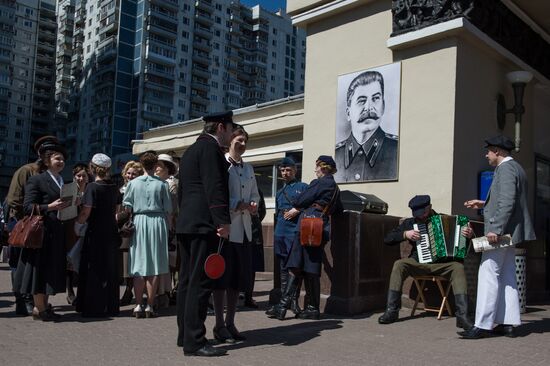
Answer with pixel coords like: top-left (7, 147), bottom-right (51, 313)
top-left (461, 135), bottom-right (536, 339)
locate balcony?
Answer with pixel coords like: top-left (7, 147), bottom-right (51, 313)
top-left (143, 93), bottom-right (173, 108)
top-left (147, 23), bottom-right (177, 39)
top-left (195, 11), bottom-right (213, 26)
top-left (151, 0), bottom-right (179, 11)
top-left (38, 29), bottom-right (56, 41)
top-left (100, 6), bottom-right (117, 21)
top-left (147, 50), bottom-right (176, 66)
top-left (193, 38), bottom-right (211, 52)
top-left (191, 79), bottom-right (209, 92)
top-left (142, 110), bottom-right (173, 124)
top-left (99, 21), bottom-right (118, 36)
top-left (33, 102), bottom-right (51, 111)
top-left (192, 51), bottom-right (210, 65)
top-left (144, 66), bottom-right (175, 79)
top-left (195, 0), bottom-right (214, 13)
top-left (36, 65), bottom-right (53, 75)
top-left (252, 23), bottom-right (269, 33)
top-left (144, 77), bottom-right (173, 92)
top-left (148, 9), bottom-right (177, 25)
top-left (37, 41), bottom-right (55, 52)
top-left (36, 53), bottom-right (55, 65)
top-left (191, 93), bottom-right (209, 106)
top-left (97, 39), bottom-right (117, 63)
top-left (39, 16), bottom-right (57, 30)
top-left (192, 64), bottom-right (210, 79)
top-left (194, 25), bottom-right (213, 39)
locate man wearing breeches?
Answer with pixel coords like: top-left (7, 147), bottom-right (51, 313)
top-left (379, 195), bottom-right (473, 330)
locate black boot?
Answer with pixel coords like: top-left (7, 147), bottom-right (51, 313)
top-left (378, 290), bottom-right (401, 324)
top-left (15, 292), bottom-right (30, 316)
top-left (290, 277), bottom-right (302, 315)
top-left (268, 274), bottom-right (299, 320)
top-left (454, 294), bottom-right (473, 330)
top-left (297, 275), bottom-right (320, 320)
top-left (265, 269), bottom-right (289, 316)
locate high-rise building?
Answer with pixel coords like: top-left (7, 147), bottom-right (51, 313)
top-left (0, 0), bottom-right (57, 194)
top-left (61, 0), bottom-right (305, 162)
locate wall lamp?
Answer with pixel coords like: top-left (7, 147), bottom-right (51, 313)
top-left (496, 70), bottom-right (533, 152)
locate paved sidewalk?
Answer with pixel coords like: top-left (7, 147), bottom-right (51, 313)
top-left (0, 263), bottom-right (549, 366)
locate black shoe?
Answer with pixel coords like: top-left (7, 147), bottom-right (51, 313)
top-left (184, 344), bottom-right (227, 357)
top-left (66, 293), bottom-right (76, 305)
top-left (296, 305), bottom-right (320, 320)
top-left (493, 324), bottom-right (516, 338)
top-left (213, 326), bottom-right (236, 344)
top-left (458, 326), bottom-right (493, 339)
top-left (378, 310), bottom-right (399, 324)
top-left (32, 309), bottom-right (59, 322)
top-left (378, 290), bottom-right (401, 324)
top-left (454, 294), bottom-right (473, 330)
top-left (265, 305), bottom-right (276, 316)
top-left (226, 323), bottom-right (246, 341)
top-left (120, 288), bottom-right (133, 306)
top-left (243, 299), bottom-right (258, 309)
top-left (15, 298), bottom-right (30, 316)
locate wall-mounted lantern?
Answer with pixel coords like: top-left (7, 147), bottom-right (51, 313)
top-left (496, 71), bottom-right (533, 152)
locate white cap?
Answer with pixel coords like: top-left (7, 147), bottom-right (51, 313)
top-left (91, 153), bottom-right (112, 168)
top-left (158, 153), bottom-right (178, 172)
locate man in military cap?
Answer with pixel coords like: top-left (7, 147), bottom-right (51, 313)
top-left (379, 195), bottom-right (474, 330)
top-left (176, 111), bottom-right (234, 357)
top-left (5, 135), bottom-right (60, 316)
top-left (334, 70), bottom-right (398, 182)
top-left (265, 157), bottom-right (308, 316)
top-left (461, 136), bottom-right (535, 339)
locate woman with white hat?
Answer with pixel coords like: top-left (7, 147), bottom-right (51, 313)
top-left (74, 153), bottom-right (120, 317)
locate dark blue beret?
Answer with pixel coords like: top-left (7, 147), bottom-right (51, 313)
top-left (316, 155), bottom-right (336, 169)
top-left (408, 195), bottom-right (431, 218)
top-left (202, 111), bottom-right (233, 124)
top-left (484, 135), bottom-right (514, 151)
top-left (279, 157), bottom-right (296, 167)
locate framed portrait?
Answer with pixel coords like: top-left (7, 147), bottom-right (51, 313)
top-left (334, 62), bottom-right (401, 183)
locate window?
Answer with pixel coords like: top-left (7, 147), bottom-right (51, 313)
top-left (181, 31), bottom-right (189, 39)
top-left (178, 99), bottom-right (184, 107)
top-left (88, 19), bottom-right (92, 26)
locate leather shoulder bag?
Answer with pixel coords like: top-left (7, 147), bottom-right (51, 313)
top-left (300, 187), bottom-right (339, 247)
top-left (8, 204), bottom-right (44, 249)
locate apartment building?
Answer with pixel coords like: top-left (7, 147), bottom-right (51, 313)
top-left (0, 0), bottom-right (56, 195)
top-left (56, 0), bottom-right (305, 163)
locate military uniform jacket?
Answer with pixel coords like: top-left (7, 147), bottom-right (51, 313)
top-left (274, 179), bottom-right (308, 237)
top-left (334, 127), bottom-right (398, 182)
top-left (176, 134), bottom-right (231, 234)
top-left (483, 159), bottom-right (535, 244)
top-left (6, 163), bottom-right (39, 220)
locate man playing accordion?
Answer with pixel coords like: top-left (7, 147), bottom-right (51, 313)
top-left (378, 195), bottom-right (474, 330)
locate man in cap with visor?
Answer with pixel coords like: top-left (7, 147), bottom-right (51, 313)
top-left (379, 195), bottom-right (474, 330)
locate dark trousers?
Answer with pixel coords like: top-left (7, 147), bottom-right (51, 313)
top-left (176, 233), bottom-right (216, 353)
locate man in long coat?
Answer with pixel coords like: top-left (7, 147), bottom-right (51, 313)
top-left (176, 111), bottom-right (234, 357)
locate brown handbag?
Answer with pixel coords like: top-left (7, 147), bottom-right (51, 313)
top-left (8, 205), bottom-right (44, 249)
top-left (299, 187), bottom-right (340, 247)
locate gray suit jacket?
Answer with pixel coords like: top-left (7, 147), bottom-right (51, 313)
top-left (484, 159), bottom-right (536, 244)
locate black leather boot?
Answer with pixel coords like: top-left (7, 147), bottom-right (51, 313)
top-left (290, 277), bottom-right (302, 315)
top-left (15, 292), bottom-right (30, 316)
top-left (454, 294), bottom-right (473, 330)
top-left (268, 274), bottom-right (299, 320)
top-left (297, 275), bottom-right (320, 320)
top-left (378, 290), bottom-right (401, 324)
top-left (266, 268), bottom-right (289, 316)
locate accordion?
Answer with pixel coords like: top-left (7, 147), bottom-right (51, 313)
top-left (413, 214), bottom-right (469, 264)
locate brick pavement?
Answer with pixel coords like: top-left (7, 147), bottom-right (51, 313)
top-left (0, 262), bottom-right (549, 366)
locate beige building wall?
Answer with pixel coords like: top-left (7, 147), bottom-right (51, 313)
top-left (301, 1), bottom-right (459, 217)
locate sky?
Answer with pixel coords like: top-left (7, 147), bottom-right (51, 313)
top-left (240, 0), bottom-right (287, 13)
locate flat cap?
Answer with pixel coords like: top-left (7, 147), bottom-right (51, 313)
top-left (34, 135), bottom-right (59, 153)
top-left (408, 195), bottom-right (431, 218)
top-left (316, 155), bottom-right (336, 169)
top-left (484, 135), bottom-right (514, 151)
top-left (279, 157), bottom-right (296, 167)
top-left (38, 142), bottom-right (67, 157)
top-left (202, 111), bottom-right (233, 124)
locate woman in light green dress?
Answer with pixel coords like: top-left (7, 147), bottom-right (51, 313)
top-left (122, 152), bottom-right (172, 318)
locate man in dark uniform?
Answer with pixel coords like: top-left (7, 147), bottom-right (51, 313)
top-left (6, 135), bottom-right (59, 315)
top-left (334, 70), bottom-right (398, 182)
top-left (378, 195), bottom-right (474, 330)
top-left (265, 157), bottom-right (307, 316)
top-left (176, 111), bottom-right (234, 357)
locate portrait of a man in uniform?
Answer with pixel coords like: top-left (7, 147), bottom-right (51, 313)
top-left (334, 63), bottom-right (401, 182)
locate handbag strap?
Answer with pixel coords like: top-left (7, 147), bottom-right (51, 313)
top-left (321, 187), bottom-right (340, 217)
top-left (217, 237), bottom-right (225, 254)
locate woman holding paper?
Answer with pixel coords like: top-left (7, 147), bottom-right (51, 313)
top-left (14, 143), bottom-right (70, 321)
top-left (75, 154), bottom-right (120, 317)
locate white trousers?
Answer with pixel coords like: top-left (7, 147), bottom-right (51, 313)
top-left (474, 246), bottom-right (521, 329)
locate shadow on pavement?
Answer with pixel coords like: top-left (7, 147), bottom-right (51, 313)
top-left (516, 317), bottom-right (550, 337)
top-left (219, 319), bottom-right (343, 350)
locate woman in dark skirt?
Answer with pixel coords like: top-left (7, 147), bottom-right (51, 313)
top-left (14, 144), bottom-right (70, 321)
top-left (74, 153), bottom-right (120, 317)
top-left (268, 155), bottom-right (342, 320)
top-left (212, 125), bottom-right (260, 343)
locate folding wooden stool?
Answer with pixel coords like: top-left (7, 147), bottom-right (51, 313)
top-left (410, 275), bottom-right (453, 320)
